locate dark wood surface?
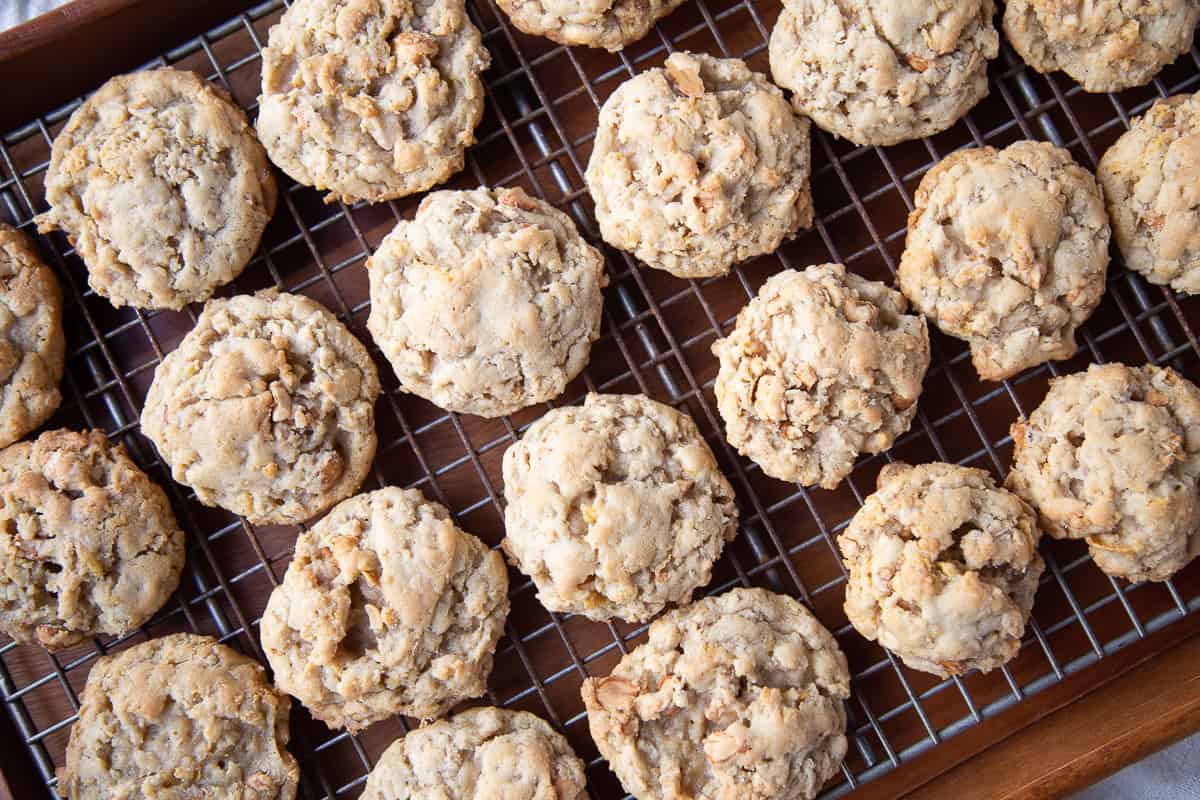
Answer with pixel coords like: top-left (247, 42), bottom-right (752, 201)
top-left (0, 0), bottom-right (258, 129)
top-left (866, 608), bottom-right (1200, 798)
top-left (1, 2), bottom-right (1198, 799)
top-left (914, 629), bottom-right (1200, 799)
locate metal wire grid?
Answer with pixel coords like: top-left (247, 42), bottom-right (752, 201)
top-left (0, 1), bottom-right (1197, 797)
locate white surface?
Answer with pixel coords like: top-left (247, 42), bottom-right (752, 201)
top-left (0, 1), bottom-right (1196, 799)
top-left (1076, 735), bottom-right (1200, 799)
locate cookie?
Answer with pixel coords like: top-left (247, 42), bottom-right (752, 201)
top-left (257, 0), bottom-right (490, 204)
top-left (1007, 362), bottom-right (1200, 582)
top-left (35, 68), bottom-right (276, 311)
top-left (712, 263), bottom-right (930, 489)
top-left (582, 587), bottom-right (849, 800)
top-left (0, 224), bottom-right (64, 448)
top-left (898, 141), bottom-right (1110, 381)
top-left (502, 393), bottom-right (738, 622)
top-left (0, 430), bottom-right (184, 649)
top-left (770, 0), bottom-right (999, 146)
top-left (140, 290), bottom-right (380, 525)
top-left (367, 187), bottom-right (607, 418)
top-left (1097, 91), bottom-right (1200, 294)
top-left (841, 462), bottom-right (1044, 678)
top-left (59, 633), bottom-right (300, 800)
top-left (585, 51), bottom-right (813, 279)
top-left (496, 0), bottom-right (685, 51)
top-left (361, 707), bottom-right (588, 799)
top-left (261, 487), bottom-right (509, 729)
top-left (1004, 0), bottom-right (1200, 93)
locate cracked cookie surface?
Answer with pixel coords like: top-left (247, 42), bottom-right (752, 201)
top-left (1098, 91), bottom-right (1200, 294)
top-left (0, 429), bottom-right (184, 650)
top-left (898, 141), bottom-right (1109, 381)
top-left (59, 634), bottom-right (299, 800)
top-left (585, 51), bottom-right (813, 279)
top-left (367, 186), bottom-right (607, 417)
top-left (36, 68), bottom-right (276, 310)
top-left (257, 0), bottom-right (490, 203)
top-left (362, 707), bottom-right (588, 799)
top-left (1007, 362), bottom-right (1200, 582)
top-left (261, 487), bottom-right (509, 729)
top-left (840, 462), bottom-right (1044, 678)
top-left (496, 0), bottom-right (685, 51)
top-left (581, 587), bottom-right (850, 800)
top-left (502, 393), bottom-right (738, 622)
top-left (712, 263), bottom-right (929, 489)
top-left (141, 290), bottom-right (380, 525)
top-left (1004, 0), bottom-right (1200, 93)
top-left (770, 0), bottom-right (999, 146)
top-left (0, 225), bottom-right (63, 448)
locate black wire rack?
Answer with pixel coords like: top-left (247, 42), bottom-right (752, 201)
top-left (1, 1), bottom-right (1199, 798)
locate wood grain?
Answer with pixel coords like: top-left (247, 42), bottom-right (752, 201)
top-left (0, 0), bottom-right (141, 61)
top-left (0, 2), bottom-right (1198, 800)
top-left (0, 0), bottom-right (255, 128)
top-left (853, 609), bottom-right (1200, 799)
top-left (912, 632), bottom-right (1200, 799)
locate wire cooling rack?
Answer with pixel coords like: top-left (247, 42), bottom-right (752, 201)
top-left (1, 1), bottom-right (1198, 798)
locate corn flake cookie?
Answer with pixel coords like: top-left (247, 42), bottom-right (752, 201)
top-left (1007, 362), bottom-right (1200, 583)
top-left (257, 0), bottom-right (490, 203)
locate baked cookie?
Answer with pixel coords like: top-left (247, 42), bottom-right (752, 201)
top-left (35, 68), bottom-right (276, 311)
top-left (1007, 362), bottom-right (1200, 582)
top-left (582, 587), bottom-right (850, 800)
top-left (712, 264), bottom-right (930, 489)
top-left (59, 634), bottom-right (299, 800)
top-left (0, 224), bottom-right (64, 448)
top-left (585, 51), bottom-right (813, 279)
top-left (261, 487), bottom-right (509, 729)
top-left (367, 187), bottom-right (607, 417)
top-left (361, 707), bottom-right (588, 799)
top-left (1097, 92), bottom-right (1200, 294)
top-left (1004, 0), bottom-right (1200, 93)
top-left (496, 0), bottom-right (685, 51)
top-left (502, 393), bottom-right (738, 622)
top-left (770, 0), bottom-right (999, 146)
top-left (898, 141), bottom-right (1110, 381)
top-left (141, 290), bottom-right (380, 525)
top-left (841, 462), bottom-right (1044, 678)
top-left (0, 429), bottom-right (184, 649)
top-left (257, 0), bottom-right (490, 204)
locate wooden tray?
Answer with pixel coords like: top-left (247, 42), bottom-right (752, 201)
top-left (1, 2), bottom-right (1198, 798)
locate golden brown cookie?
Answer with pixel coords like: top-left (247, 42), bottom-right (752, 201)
top-left (1007, 362), bottom-right (1200, 582)
top-left (0, 224), bottom-right (63, 448)
top-left (1004, 0), bottom-right (1200, 93)
top-left (586, 52), bottom-right (813, 278)
top-left (770, 0), bottom-right (999, 146)
top-left (362, 707), bottom-right (589, 799)
top-left (502, 393), bottom-right (738, 622)
top-left (36, 68), bottom-right (276, 310)
top-left (582, 588), bottom-right (850, 800)
top-left (141, 290), bottom-right (380, 525)
top-left (898, 141), bottom-right (1110, 381)
top-left (261, 487), bottom-right (509, 730)
top-left (367, 187), bottom-right (606, 417)
top-left (0, 429), bottom-right (185, 650)
top-left (257, 0), bottom-right (490, 204)
top-left (496, 0), bottom-right (686, 51)
top-left (59, 634), bottom-right (299, 799)
top-left (841, 462), bottom-right (1044, 677)
top-left (712, 264), bottom-right (930, 489)
top-left (1098, 91), bottom-right (1200, 294)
